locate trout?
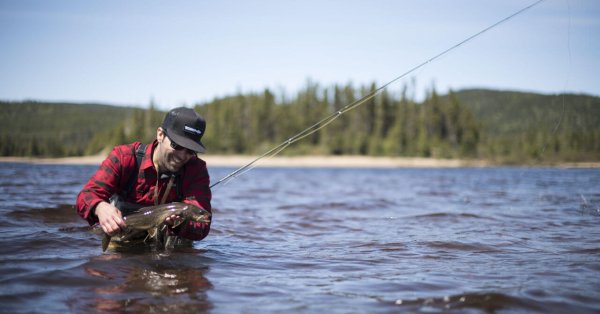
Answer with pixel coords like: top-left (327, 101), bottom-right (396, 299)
top-left (101, 202), bottom-right (211, 251)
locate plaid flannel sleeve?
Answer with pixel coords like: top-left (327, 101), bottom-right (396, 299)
top-left (75, 146), bottom-right (129, 226)
top-left (171, 159), bottom-right (212, 241)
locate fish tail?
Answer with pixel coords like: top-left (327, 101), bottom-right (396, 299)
top-left (102, 234), bottom-right (111, 252)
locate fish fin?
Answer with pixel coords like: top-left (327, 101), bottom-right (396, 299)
top-left (155, 225), bottom-right (171, 250)
top-left (171, 217), bottom-right (186, 228)
top-left (102, 234), bottom-right (111, 252)
top-left (144, 228), bottom-right (157, 244)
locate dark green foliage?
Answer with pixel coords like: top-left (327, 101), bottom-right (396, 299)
top-left (196, 82), bottom-right (595, 161)
top-left (0, 101), bottom-right (136, 157)
top-left (197, 84), bottom-right (598, 162)
top-left (84, 102), bottom-right (164, 155)
top-left (448, 89), bottom-right (600, 162)
top-left (1, 84), bottom-right (598, 163)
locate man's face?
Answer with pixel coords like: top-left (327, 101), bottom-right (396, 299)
top-left (156, 128), bottom-right (195, 173)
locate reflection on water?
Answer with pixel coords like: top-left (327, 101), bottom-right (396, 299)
top-left (0, 163), bottom-right (599, 313)
top-left (79, 252), bottom-right (212, 312)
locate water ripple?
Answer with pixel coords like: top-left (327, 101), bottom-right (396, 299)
top-left (0, 165), bottom-right (599, 313)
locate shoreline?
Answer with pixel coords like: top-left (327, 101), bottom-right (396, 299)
top-left (0, 155), bottom-right (598, 168)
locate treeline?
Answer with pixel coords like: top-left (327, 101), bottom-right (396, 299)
top-left (1, 83), bottom-right (599, 163)
top-left (196, 82), bottom-right (480, 159)
top-left (452, 90), bottom-right (600, 162)
top-left (195, 83), bottom-right (600, 163)
top-left (0, 102), bottom-right (135, 157)
top-left (84, 102), bottom-right (164, 155)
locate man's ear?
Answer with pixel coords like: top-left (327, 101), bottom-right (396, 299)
top-left (157, 127), bottom-right (165, 141)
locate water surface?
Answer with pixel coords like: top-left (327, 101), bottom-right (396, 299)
top-left (0, 163), bottom-right (598, 313)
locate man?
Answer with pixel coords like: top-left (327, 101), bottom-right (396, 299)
top-left (76, 107), bottom-right (212, 248)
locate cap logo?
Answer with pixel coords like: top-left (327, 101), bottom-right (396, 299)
top-left (184, 125), bottom-right (203, 135)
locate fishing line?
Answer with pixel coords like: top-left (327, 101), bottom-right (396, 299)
top-left (210, 0), bottom-right (546, 189)
top-left (538, 0), bottom-right (570, 158)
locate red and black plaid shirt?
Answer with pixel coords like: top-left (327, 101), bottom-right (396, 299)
top-left (76, 140), bottom-right (212, 241)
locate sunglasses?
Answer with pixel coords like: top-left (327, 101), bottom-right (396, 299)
top-left (166, 135), bottom-right (196, 155)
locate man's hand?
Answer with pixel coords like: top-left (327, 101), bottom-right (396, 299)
top-left (165, 214), bottom-right (184, 228)
top-left (95, 201), bottom-right (127, 236)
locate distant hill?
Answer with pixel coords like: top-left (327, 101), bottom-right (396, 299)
top-left (450, 89), bottom-right (600, 135)
top-left (0, 101), bottom-right (137, 156)
top-left (447, 89), bottom-right (600, 161)
top-left (1, 87), bottom-right (598, 162)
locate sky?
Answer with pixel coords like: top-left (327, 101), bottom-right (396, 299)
top-left (1, 0), bottom-right (599, 110)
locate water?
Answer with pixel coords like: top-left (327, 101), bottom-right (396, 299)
top-left (0, 163), bottom-right (599, 313)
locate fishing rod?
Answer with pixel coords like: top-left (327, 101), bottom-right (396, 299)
top-left (210, 0), bottom-right (546, 189)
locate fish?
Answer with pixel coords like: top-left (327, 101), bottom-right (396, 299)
top-left (101, 202), bottom-right (211, 251)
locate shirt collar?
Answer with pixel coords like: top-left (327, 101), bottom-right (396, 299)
top-left (139, 140), bottom-right (157, 172)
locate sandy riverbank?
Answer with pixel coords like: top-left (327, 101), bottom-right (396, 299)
top-left (1, 155), bottom-right (598, 168)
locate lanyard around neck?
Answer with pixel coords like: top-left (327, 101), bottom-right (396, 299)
top-left (154, 166), bottom-right (175, 206)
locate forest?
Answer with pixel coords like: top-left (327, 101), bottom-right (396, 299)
top-left (1, 82), bottom-right (598, 164)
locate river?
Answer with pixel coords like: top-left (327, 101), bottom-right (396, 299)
top-left (0, 163), bottom-right (598, 313)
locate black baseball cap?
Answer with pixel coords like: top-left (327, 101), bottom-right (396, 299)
top-left (162, 107), bottom-right (206, 153)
